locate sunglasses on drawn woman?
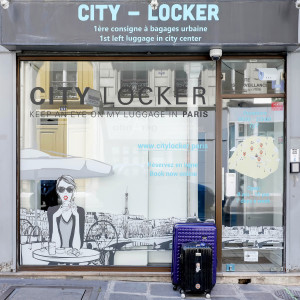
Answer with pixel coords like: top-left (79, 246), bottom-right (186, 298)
top-left (57, 186), bottom-right (74, 193)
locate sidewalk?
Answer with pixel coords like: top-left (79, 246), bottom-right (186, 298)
top-left (0, 277), bottom-right (299, 300)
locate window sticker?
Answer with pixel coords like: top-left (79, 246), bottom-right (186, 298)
top-left (244, 250), bottom-right (258, 262)
top-left (228, 136), bottom-right (279, 179)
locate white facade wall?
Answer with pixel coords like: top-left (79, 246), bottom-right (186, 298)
top-left (0, 46), bottom-right (16, 271)
top-left (286, 51), bottom-right (300, 271)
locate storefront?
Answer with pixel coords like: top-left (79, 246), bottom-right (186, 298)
top-left (0, 0), bottom-right (299, 275)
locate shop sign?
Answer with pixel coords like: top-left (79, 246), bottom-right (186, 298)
top-left (290, 149), bottom-right (300, 163)
top-left (30, 86), bottom-right (206, 106)
top-left (225, 173), bottom-right (236, 197)
top-left (271, 102), bottom-right (284, 111)
top-left (0, 1), bottom-right (298, 49)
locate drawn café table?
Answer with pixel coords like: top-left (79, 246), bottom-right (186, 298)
top-left (33, 247), bottom-right (100, 264)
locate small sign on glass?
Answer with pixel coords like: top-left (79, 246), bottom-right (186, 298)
top-left (244, 250), bottom-right (258, 262)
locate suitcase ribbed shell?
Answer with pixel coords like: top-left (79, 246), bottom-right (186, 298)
top-left (180, 243), bottom-right (213, 294)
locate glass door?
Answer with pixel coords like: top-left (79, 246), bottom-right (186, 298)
top-left (221, 59), bottom-right (285, 272)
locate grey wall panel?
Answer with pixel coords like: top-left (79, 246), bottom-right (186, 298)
top-left (286, 52), bottom-right (300, 271)
top-left (0, 51), bottom-right (16, 272)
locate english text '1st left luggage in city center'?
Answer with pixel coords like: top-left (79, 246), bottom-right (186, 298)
top-left (179, 242), bottom-right (213, 299)
top-left (171, 221), bottom-right (217, 290)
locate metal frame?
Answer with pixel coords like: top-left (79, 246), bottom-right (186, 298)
top-left (218, 55), bottom-right (286, 272)
top-left (215, 60), bottom-right (223, 272)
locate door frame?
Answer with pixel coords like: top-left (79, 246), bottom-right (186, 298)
top-left (216, 55), bottom-right (286, 272)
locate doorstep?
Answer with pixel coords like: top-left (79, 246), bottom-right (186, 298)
top-left (1, 271), bottom-right (300, 285)
top-left (217, 271), bottom-right (300, 285)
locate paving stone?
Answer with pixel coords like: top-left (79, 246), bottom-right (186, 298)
top-left (0, 278), bottom-right (108, 290)
top-left (114, 281), bottom-right (147, 293)
top-left (266, 285), bottom-right (285, 291)
top-left (265, 286), bottom-right (285, 295)
top-left (211, 284), bottom-right (237, 296)
top-left (6, 287), bottom-right (85, 300)
top-left (0, 283), bottom-right (9, 295)
top-left (181, 293), bottom-right (213, 299)
top-left (274, 288), bottom-right (300, 300)
top-left (0, 279), bottom-right (107, 300)
top-left (150, 298), bottom-right (178, 300)
top-left (243, 293), bottom-right (278, 300)
top-left (95, 286), bottom-right (107, 300)
top-left (96, 292), bottom-right (105, 300)
top-left (178, 292), bottom-right (239, 299)
top-left (284, 286), bottom-right (300, 291)
top-left (238, 284), bottom-right (267, 292)
top-left (150, 283), bottom-right (179, 297)
top-left (210, 298), bottom-right (240, 300)
top-left (109, 293), bottom-right (147, 300)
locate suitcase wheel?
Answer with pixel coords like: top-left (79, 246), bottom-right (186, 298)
top-left (172, 285), bottom-right (177, 291)
top-left (205, 293), bottom-right (211, 299)
top-left (180, 289), bottom-right (185, 299)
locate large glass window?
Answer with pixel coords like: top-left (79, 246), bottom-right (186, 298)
top-left (19, 60), bottom-right (216, 267)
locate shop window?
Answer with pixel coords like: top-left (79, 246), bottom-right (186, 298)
top-left (120, 70), bottom-right (148, 97)
top-left (19, 60), bottom-right (216, 268)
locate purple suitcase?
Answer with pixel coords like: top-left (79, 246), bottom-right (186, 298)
top-left (171, 221), bottom-right (217, 288)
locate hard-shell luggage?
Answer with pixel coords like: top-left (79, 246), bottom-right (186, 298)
top-left (171, 221), bottom-right (217, 289)
top-left (179, 242), bottom-right (213, 299)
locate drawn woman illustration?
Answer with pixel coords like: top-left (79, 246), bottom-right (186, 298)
top-left (47, 175), bottom-right (85, 250)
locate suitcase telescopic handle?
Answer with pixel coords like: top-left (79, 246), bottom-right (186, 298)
top-left (186, 217), bottom-right (201, 223)
top-left (186, 217), bottom-right (215, 223)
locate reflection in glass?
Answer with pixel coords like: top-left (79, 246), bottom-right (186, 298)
top-left (50, 62), bottom-right (78, 99)
top-left (222, 59), bottom-right (285, 94)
